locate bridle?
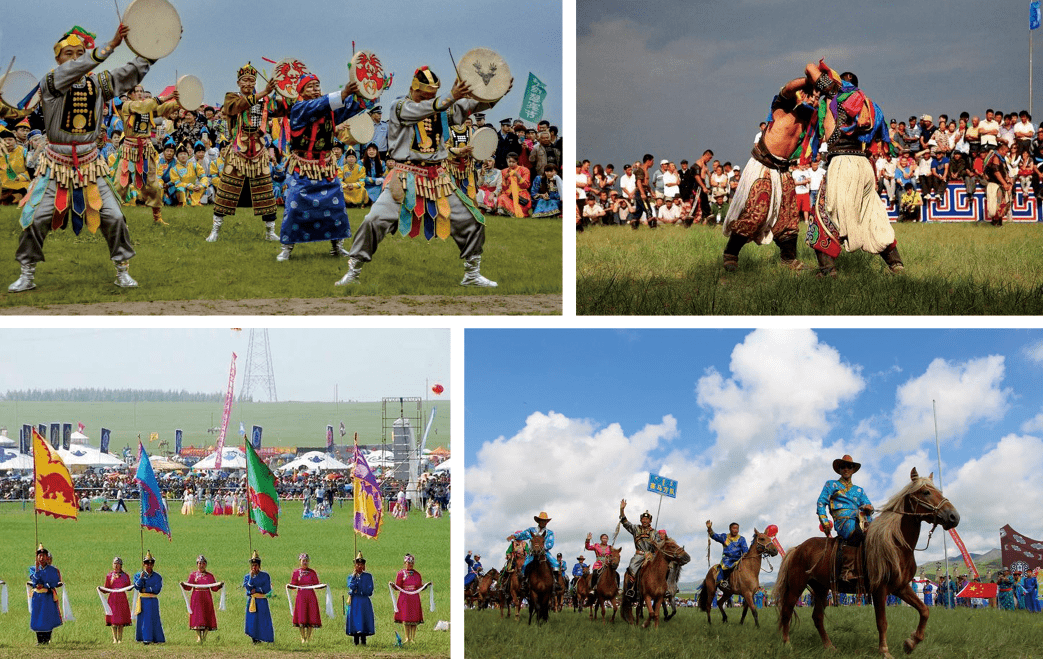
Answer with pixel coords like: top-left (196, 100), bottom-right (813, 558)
top-left (894, 485), bottom-right (952, 551)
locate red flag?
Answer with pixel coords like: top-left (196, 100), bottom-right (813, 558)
top-left (77, 422), bottom-right (85, 433)
top-left (948, 529), bottom-right (979, 579)
top-left (956, 582), bottom-right (997, 599)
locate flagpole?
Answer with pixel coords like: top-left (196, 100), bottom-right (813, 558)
top-left (247, 442), bottom-right (253, 556)
top-left (933, 400), bottom-right (950, 592)
top-left (353, 433), bottom-right (358, 559)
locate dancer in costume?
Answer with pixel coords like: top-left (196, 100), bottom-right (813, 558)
top-left (276, 74), bottom-right (370, 261)
top-left (983, 142), bottom-right (1012, 226)
top-left (289, 553), bottom-right (322, 643)
top-left (722, 61), bottom-right (833, 272)
top-left (447, 121), bottom-right (477, 199)
top-left (206, 63), bottom-right (285, 242)
top-left (29, 545), bottom-right (63, 645)
top-left (182, 555), bottom-right (221, 643)
top-left (111, 83), bottom-right (179, 224)
top-left (244, 550), bottom-right (274, 643)
top-left (706, 521), bottom-right (748, 589)
top-left (10, 23), bottom-right (156, 292)
top-left (345, 552), bottom-right (375, 645)
top-left (808, 68), bottom-right (904, 276)
top-left (102, 556), bottom-right (132, 643)
top-left (134, 551), bottom-right (165, 644)
top-left (392, 554), bottom-right (427, 643)
top-left (336, 66), bottom-right (511, 287)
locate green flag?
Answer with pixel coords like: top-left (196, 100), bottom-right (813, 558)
top-left (518, 72), bottom-right (548, 124)
top-left (245, 441), bottom-right (279, 537)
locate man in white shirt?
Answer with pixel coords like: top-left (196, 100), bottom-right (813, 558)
top-left (658, 197), bottom-right (683, 224)
top-left (619, 164), bottom-right (637, 200)
top-left (979, 109), bottom-right (1000, 149)
top-left (1013, 111), bottom-right (1034, 153)
top-left (875, 154), bottom-right (897, 205)
top-left (582, 196), bottom-right (605, 226)
top-left (809, 158), bottom-right (826, 208)
top-left (792, 164), bottom-right (812, 225)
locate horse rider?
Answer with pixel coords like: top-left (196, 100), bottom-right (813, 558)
top-left (619, 499), bottom-right (657, 598)
top-left (570, 556), bottom-right (588, 593)
top-left (507, 512), bottom-right (562, 594)
top-left (497, 538), bottom-right (526, 591)
top-left (817, 454), bottom-right (874, 581)
top-left (585, 532), bottom-right (617, 591)
top-left (464, 551), bottom-right (482, 589)
top-left (707, 520), bottom-right (748, 590)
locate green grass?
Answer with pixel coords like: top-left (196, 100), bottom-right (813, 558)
top-left (0, 501), bottom-right (449, 658)
top-left (0, 205), bottom-right (561, 305)
top-left (577, 223), bottom-right (1043, 314)
top-left (0, 401), bottom-right (450, 456)
top-left (465, 603), bottom-right (1043, 659)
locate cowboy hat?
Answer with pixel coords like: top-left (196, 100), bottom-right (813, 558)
top-left (832, 454), bottom-right (861, 474)
top-left (533, 512), bottom-right (552, 523)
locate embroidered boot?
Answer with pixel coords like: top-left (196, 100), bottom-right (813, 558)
top-left (330, 240), bottom-right (350, 257)
top-left (114, 261), bottom-right (139, 288)
top-left (8, 263), bottom-right (36, 292)
top-left (264, 220), bottom-right (280, 241)
top-left (815, 251), bottom-right (838, 278)
top-left (879, 242), bottom-right (905, 273)
top-left (334, 257), bottom-right (364, 285)
top-left (206, 216), bottom-right (222, 242)
top-left (461, 255), bottom-right (498, 287)
top-left (777, 237), bottom-right (805, 271)
top-left (276, 244), bottom-right (294, 262)
top-left (152, 207), bottom-right (168, 226)
top-left (723, 234), bottom-right (747, 272)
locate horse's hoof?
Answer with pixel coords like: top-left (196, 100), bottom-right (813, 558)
top-left (903, 638), bottom-right (916, 654)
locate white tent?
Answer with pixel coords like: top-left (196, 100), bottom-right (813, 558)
top-left (0, 448), bottom-right (33, 470)
top-left (57, 443), bottom-right (125, 467)
top-left (191, 447), bottom-right (247, 470)
top-left (432, 458), bottom-right (452, 474)
top-left (278, 451), bottom-right (351, 473)
top-left (70, 431), bottom-right (89, 442)
top-left (0, 434), bottom-right (17, 447)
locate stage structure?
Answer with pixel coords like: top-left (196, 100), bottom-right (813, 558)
top-left (382, 397), bottom-right (434, 508)
top-left (240, 329), bottom-right (278, 403)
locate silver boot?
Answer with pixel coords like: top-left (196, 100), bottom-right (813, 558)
top-left (8, 263), bottom-right (36, 292)
top-left (330, 240), bottom-right (350, 257)
top-left (276, 244), bottom-right (294, 262)
top-left (334, 257), bottom-right (363, 285)
top-left (114, 261), bottom-right (139, 288)
top-left (206, 216), bottom-right (223, 242)
top-left (264, 220), bottom-right (280, 241)
top-left (460, 255), bottom-right (498, 287)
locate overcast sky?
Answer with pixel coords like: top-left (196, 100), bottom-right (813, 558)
top-left (3, 0), bottom-right (561, 128)
top-left (466, 329), bottom-right (1043, 568)
top-left (0, 328), bottom-right (449, 401)
top-left (579, 0), bottom-right (1039, 169)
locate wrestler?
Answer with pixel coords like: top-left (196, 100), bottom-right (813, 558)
top-left (111, 83), bottom-right (179, 224)
top-left (722, 61), bottom-right (835, 272)
top-left (336, 66), bottom-right (511, 288)
top-left (277, 73), bottom-right (369, 261)
top-left (982, 142), bottom-right (1012, 226)
top-left (808, 68), bottom-right (904, 276)
top-left (10, 23), bottom-right (155, 293)
top-left (206, 63), bottom-right (285, 242)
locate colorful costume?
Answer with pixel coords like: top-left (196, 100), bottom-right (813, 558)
top-left (290, 567), bottom-right (322, 628)
top-left (584, 538), bottom-right (616, 589)
top-left (530, 174), bottom-right (562, 217)
top-left (464, 554), bottom-right (482, 587)
top-left (0, 141), bottom-right (32, 203)
top-left (817, 478), bottom-right (873, 544)
top-left (29, 563), bottom-right (63, 639)
top-left (243, 569), bottom-right (274, 642)
top-left (338, 66), bottom-right (499, 287)
top-left (103, 569), bottom-right (132, 627)
top-left (620, 511), bottom-right (657, 578)
top-left (923, 581), bottom-right (934, 606)
top-left (511, 526), bottom-right (560, 573)
top-left (476, 166), bottom-right (501, 211)
top-left (1024, 573), bottom-right (1040, 612)
top-left (167, 156), bottom-right (209, 206)
top-left (133, 568), bottom-right (165, 643)
top-left (184, 570), bottom-right (219, 631)
top-left (110, 96), bottom-right (178, 213)
top-left (998, 574), bottom-right (1016, 610)
top-left (341, 159), bottom-right (367, 205)
top-left (11, 28), bottom-right (151, 292)
top-left (983, 149), bottom-right (1010, 226)
top-left (393, 568), bottom-right (424, 625)
top-left (497, 164), bottom-right (531, 216)
top-left (277, 75), bottom-right (368, 260)
top-left (709, 530), bottom-right (748, 583)
top-left (345, 571), bottom-right (375, 641)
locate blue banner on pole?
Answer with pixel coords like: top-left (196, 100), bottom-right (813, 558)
top-left (1033, 0), bottom-right (1041, 29)
top-left (326, 425), bottom-right (334, 453)
top-left (252, 425), bottom-right (262, 449)
top-left (100, 428), bottom-right (111, 454)
top-left (47, 424), bottom-right (57, 449)
top-left (21, 425), bottom-right (31, 454)
top-left (647, 473), bottom-right (678, 498)
top-left (62, 423), bottom-right (72, 450)
top-left (175, 429), bottom-right (182, 454)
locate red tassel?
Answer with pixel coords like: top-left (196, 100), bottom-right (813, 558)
top-left (407, 217), bottom-right (421, 238)
top-left (54, 186), bottom-right (68, 213)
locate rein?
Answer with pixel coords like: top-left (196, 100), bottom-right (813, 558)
top-left (893, 491), bottom-right (951, 551)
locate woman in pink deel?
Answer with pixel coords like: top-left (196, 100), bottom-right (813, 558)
top-left (393, 553), bottom-right (428, 643)
top-left (102, 556), bottom-right (132, 643)
top-left (183, 555), bottom-right (221, 643)
top-left (290, 553), bottom-right (322, 643)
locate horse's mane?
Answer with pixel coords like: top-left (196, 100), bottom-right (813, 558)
top-left (865, 477), bottom-right (933, 591)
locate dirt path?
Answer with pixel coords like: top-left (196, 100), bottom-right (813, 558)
top-left (0, 295), bottom-right (561, 316)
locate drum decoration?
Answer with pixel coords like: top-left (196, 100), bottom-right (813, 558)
top-left (175, 74), bottom-right (204, 112)
top-left (122, 0), bottom-right (183, 60)
top-left (348, 51), bottom-right (392, 100)
top-left (0, 71), bottom-right (41, 111)
top-left (457, 48), bottom-right (511, 103)
top-left (468, 126), bottom-right (497, 161)
top-left (272, 58), bottom-right (310, 100)
top-left (339, 112), bottom-right (374, 146)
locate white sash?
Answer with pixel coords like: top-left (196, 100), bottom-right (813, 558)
top-left (285, 583), bottom-right (334, 618)
top-left (179, 581), bottom-right (225, 615)
top-left (388, 581), bottom-right (434, 613)
top-left (96, 584), bottom-right (133, 616)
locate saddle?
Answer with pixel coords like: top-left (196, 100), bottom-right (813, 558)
top-left (826, 537), bottom-right (867, 596)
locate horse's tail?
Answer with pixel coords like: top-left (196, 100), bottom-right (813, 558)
top-left (774, 549), bottom-right (798, 629)
top-left (697, 582), bottom-right (710, 612)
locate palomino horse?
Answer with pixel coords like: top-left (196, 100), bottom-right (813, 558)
top-left (590, 546), bottom-right (621, 622)
top-left (621, 537), bottom-right (690, 629)
top-left (697, 528), bottom-right (778, 626)
top-left (776, 468), bottom-right (960, 659)
top-left (526, 534), bottom-right (556, 625)
top-left (500, 540), bottom-right (527, 620)
top-left (476, 568), bottom-right (499, 609)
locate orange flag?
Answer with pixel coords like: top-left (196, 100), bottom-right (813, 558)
top-left (33, 428), bottom-right (77, 520)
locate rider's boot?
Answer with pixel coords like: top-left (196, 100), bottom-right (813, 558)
top-left (624, 572), bottom-right (637, 599)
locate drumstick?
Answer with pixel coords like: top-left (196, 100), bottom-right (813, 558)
top-left (1, 57), bottom-right (15, 90)
top-left (448, 48), bottom-right (461, 81)
top-left (114, 0), bottom-right (122, 22)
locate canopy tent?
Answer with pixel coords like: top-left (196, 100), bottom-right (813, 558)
top-left (57, 443), bottom-right (125, 468)
top-left (278, 451), bottom-right (351, 473)
top-left (0, 448), bottom-right (33, 470)
top-left (432, 457), bottom-right (452, 473)
top-left (149, 455), bottom-right (187, 471)
top-left (0, 434), bottom-right (17, 447)
top-left (429, 446), bottom-right (450, 457)
top-left (70, 431), bottom-right (89, 442)
top-left (191, 447), bottom-right (248, 470)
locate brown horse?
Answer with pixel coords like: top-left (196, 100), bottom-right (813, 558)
top-left (553, 570), bottom-right (568, 612)
top-left (621, 537), bottom-right (690, 629)
top-left (476, 568), bottom-right (499, 609)
top-left (526, 534), bottom-right (556, 625)
top-left (590, 546), bottom-right (621, 622)
top-left (573, 568), bottom-right (592, 613)
top-left (775, 468), bottom-right (960, 659)
top-left (698, 528), bottom-right (778, 626)
top-left (499, 540), bottom-right (527, 620)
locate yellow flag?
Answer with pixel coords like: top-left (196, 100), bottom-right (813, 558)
top-left (149, 433), bottom-right (159, 443)
top-left (33, 429), bottom-right (77, 520)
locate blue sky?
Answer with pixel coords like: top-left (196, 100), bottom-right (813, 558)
top-left (3, 0), bottom-right (562, 128)
top-left (465, 329), bottom-right (1043, 566)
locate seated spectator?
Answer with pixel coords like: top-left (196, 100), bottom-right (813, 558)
top-left (708, 162), bottom-right (729, 225)
top-left (476, 158), bottom-right (502, 213)
top-left (947, 151), bottom-right (978, 199)
top-left (895, 153), bottom-right (914, 191)
top-left (1016, 149), bottom-right (1035, 195)
top-left (497, 153), bottom-right (532, 217)
top-left (658, 196), bottom-right (683, 224)
top-left (899, 183), bottom-right (922, 222)
top-left (581, 195), bottom-right (605, 226)
top-left (929, 149), bottom-right (950, 202)
top-left (530, 164), bottom-right (562, 218)
top-left (874, 154), bottom-right (896, 205)
top-left (611, 193), bottom-right (635, 227)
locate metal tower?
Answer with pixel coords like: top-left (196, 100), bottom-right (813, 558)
top-left (239, 329), bottom-right (278, 402)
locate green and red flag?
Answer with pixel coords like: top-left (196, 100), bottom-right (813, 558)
top-left (245, 441), bottom-right (279, 537)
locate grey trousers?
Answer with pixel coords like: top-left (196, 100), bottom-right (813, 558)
top-left (347, 186), bottom-right (485, 262)
top-left (16, 177), bottom-right (135, 265)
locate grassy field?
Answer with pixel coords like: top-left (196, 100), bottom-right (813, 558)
top-left (0, 500), bottom-right (449, 658)
top-left (0, 205), bottom-right (561, 310)
top-left (0, 401), bottom-right (450, 456)
top-left (577, 222), bottom-right (1043, 314)
top-left (464, 602), bottom-right (1043, 659)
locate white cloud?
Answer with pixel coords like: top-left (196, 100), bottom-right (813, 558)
top-left (880, 356), bottom-right (1010, 455)
top-left (1025, 341), bottom-right (1043, 364)
top-left (1021, 413), bottom-right (1043, 433)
